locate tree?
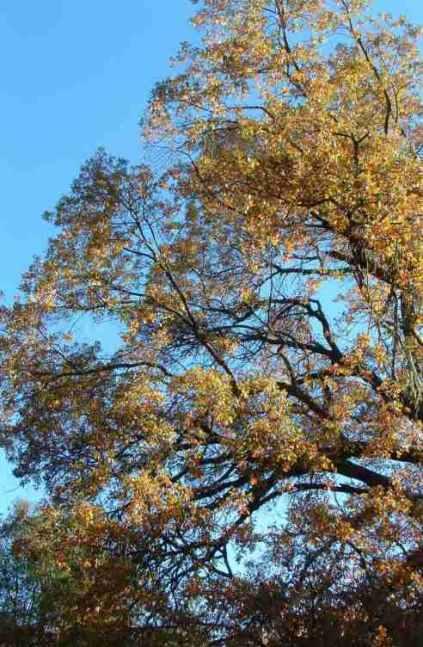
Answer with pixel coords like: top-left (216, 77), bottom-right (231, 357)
top-left (0, 0), bottom-right (421, 643)
top-left (0, 504), bottom-right (42, 645)
top-left (0, 503), bottom-right (67, 646)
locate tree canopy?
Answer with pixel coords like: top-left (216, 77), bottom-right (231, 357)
top-left (0, 0), bottom-right (422, 644)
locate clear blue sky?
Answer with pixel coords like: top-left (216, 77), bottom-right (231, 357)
top-left (0, 0), bottom-right (421, 513)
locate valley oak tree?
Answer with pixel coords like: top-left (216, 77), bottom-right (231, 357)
top-left (0, 0), bottom-right (422, 644)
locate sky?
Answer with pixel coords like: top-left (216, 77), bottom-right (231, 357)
top-left (0, 0), bottom-right (421, 514)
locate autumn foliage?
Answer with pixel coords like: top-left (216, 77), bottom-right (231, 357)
top-left (0, 0), bottom-right (422, 644)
